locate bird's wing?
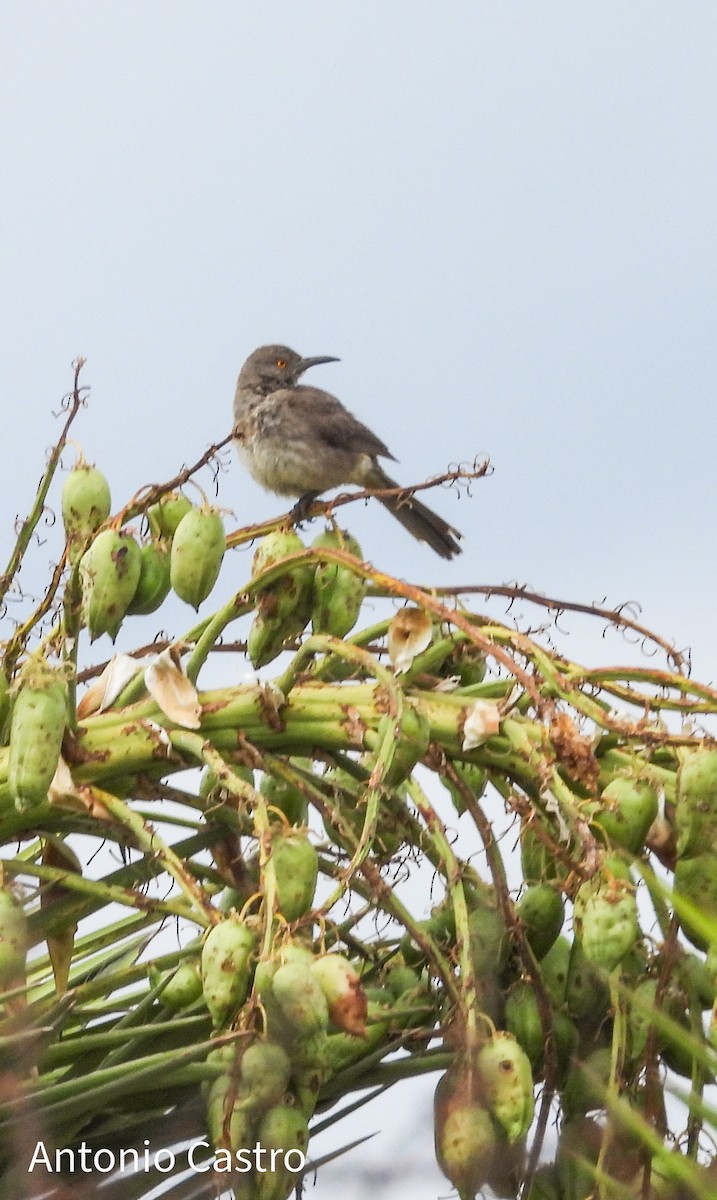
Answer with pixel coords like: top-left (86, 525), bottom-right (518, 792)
top-left (292, 386), bottom-right (397, 461)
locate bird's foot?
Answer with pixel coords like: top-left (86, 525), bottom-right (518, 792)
top-left (289, 491), bottom-right (321, 527)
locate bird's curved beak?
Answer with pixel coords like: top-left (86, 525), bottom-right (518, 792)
top-left (296, 355), bottom-right (340, 376)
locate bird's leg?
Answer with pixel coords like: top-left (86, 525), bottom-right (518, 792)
top-left (289, 491), bottom-right (321, 526)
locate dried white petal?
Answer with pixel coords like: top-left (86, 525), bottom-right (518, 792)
top-left (434, 676), bottom-right (461, 692)
top-left (461, 700), bottom-right (500, 751)
top-left (77, 653), bottom-right (141, 718)
top-left (48, 756), bottom-right (78, 804)
top-left (141, 718), bottom-right (174, 749)
top-left (544, 790), bottom-right (571, 843)
top-left (388, 607), bottom-right (433, 674)
top-left (145, 647), bottom-right (201, 729)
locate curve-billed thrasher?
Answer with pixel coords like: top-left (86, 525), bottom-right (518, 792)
top-left (233, 345), bottom-right (462, 559)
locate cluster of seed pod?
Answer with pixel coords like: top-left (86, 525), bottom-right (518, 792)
top-left (61, 460), bottom-right (227, 640)
top-left (434, 1034), bottom-right (534, 1197)
top-left (199, 930), bottom-right (370, 1199)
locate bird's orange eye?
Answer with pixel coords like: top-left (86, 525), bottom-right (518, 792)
top-left (276, 358), bottom-right (287, 369)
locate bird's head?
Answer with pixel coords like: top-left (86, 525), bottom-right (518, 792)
top-left (238, 345), bottom-right (339, 391)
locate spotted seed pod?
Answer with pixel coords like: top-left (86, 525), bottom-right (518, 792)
top-left (9, 663), bottom-right (68, 811)
top-left (573, 859), bottom-right (639, 972)
top-left (594, 777), bottom-right (659, 854)
top-left (80, 528), bottom-right (142, 641)
top-left (0, 887), bottom-right (29, 985)
top-left (434, 1065), bottom-right (497, 1197)
top-left (310, 527), bottom-right (367, 638)
top-left (270, 830), bottom-right (318, 921)
top-left (674, 852), bottom-right (717, 949)
top-left (205, 1072), bottom-right (255, 1153)
top-left (271, 960), bottom-right (329, 1038)
top-left (247, 529), bottom-right (315, 667)
top-left (255, 1103), bottom-right (309, 1200)
top-left (311, 954), bottom-right (367, 1036)
top-left (476, 1032), bottom-right (535, 1144)
top-left (126, 542), bottom-right (171, 615)
top-left (201, 916), bottom-right (257, 1028)
top-left (239, 1040), bottom-right (292, 1111)
top-left (675, 749), bottom-right (717, 858)
top-left (61, 460), bottom-right (111, 562)
top-left (170, 506), bottom-right (226, 610)
top-left (252, 528), bottom-right (314, 624)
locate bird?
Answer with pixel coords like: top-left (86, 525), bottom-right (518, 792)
top-left (232, 344), bottom-right (462, 559)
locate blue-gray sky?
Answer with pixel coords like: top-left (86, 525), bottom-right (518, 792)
top-left (2, 4), bottom-right (717, 1195)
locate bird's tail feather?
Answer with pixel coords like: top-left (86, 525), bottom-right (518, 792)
top-left (374, 473), bottom-right (462, 560)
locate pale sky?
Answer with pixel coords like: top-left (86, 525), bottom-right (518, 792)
top-left (2, 5), bottom-right (717, 1197)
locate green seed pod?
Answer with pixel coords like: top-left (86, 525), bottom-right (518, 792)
top-left (524, 1163), bottom-right (561, 1200)
top-left (538, 936), bottom-right (571, 1006)
top-left (573, 867), bottom-right (639, 972)
top-left (679, 951), bottom-right (716, 1009)
top-left (252, 529), bottom-right (309, 595)
top-left (247, 529), bottom-right (315, 667)
top-left (201, 917), bottom-right (257, 1028)
top-left (126, 542), bottom-right (171, 615)
top-left (443, 761), bottom-right (487, 815)
top-left (386, 964), bottom-right (422, 999)
top-left (61, 461), bottom-right (111, 561)
top-left (468, 901), bottom-right (510, 979)
top-left (311, 954), bottom-right (367, 1037)
top-left (556, 1117), bottom-right (604, 1199)
top-left (206, 1073), bottom-right (255, 1152)
top-left (447, 643), bottom-right (488, 688)
top-left (562, 1047), bottom-right (613, 1119)
top-left (595, 777), bottom-right (659, 853)
top-left (504, 982), bottom-right (544, 1072)
top-left (366, 704), bottom-right (431, 788)
top-left (9, 666), bottom-right (68, 811)
top-left (626, 978), bottom-right (660, 1063)
top-left (476, 1032), bottom-right (535, 1144)
top-left (520, 823), bottom-right (569, 887)
top-left (147, 491), bottom-right (193, 540)
top-left (0, 887), bottom-right (29, 985)
top-left (400, 901), bottom-right (456, 967)
top-left (0, 670), bottom-right (9, 741)
top-left (170, 506), bottom-right (226, 610)
top-left (272, 961), bottom-right (329, 1038)
top-left (311, 527), bottom-right (367, 638)
top-left (240, 1040), bottom-right (292, 1111)
top-left (260, 769), bottom-right (308, 826)
top-left (270, 831), bottom-right (318, 921)
top-left (675, 749), bottom-right (717, 857)
top-left (434, 1066), bottom-right (497, 1197)
top-left (674, 853), bottom-right (717, 949)
top-left (255, 1104), bottom-right (309, 1200)
top-left (565, 938), bottom-right (611, 1024)
top-left (80, 528), bottom-right (142, 641)
top-left (159, 959), bottom-right (203, 1011)
top-left (517, 884), bottom-right (565, 961)
top-left (551, 1011), bottom-right (579, 1085)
